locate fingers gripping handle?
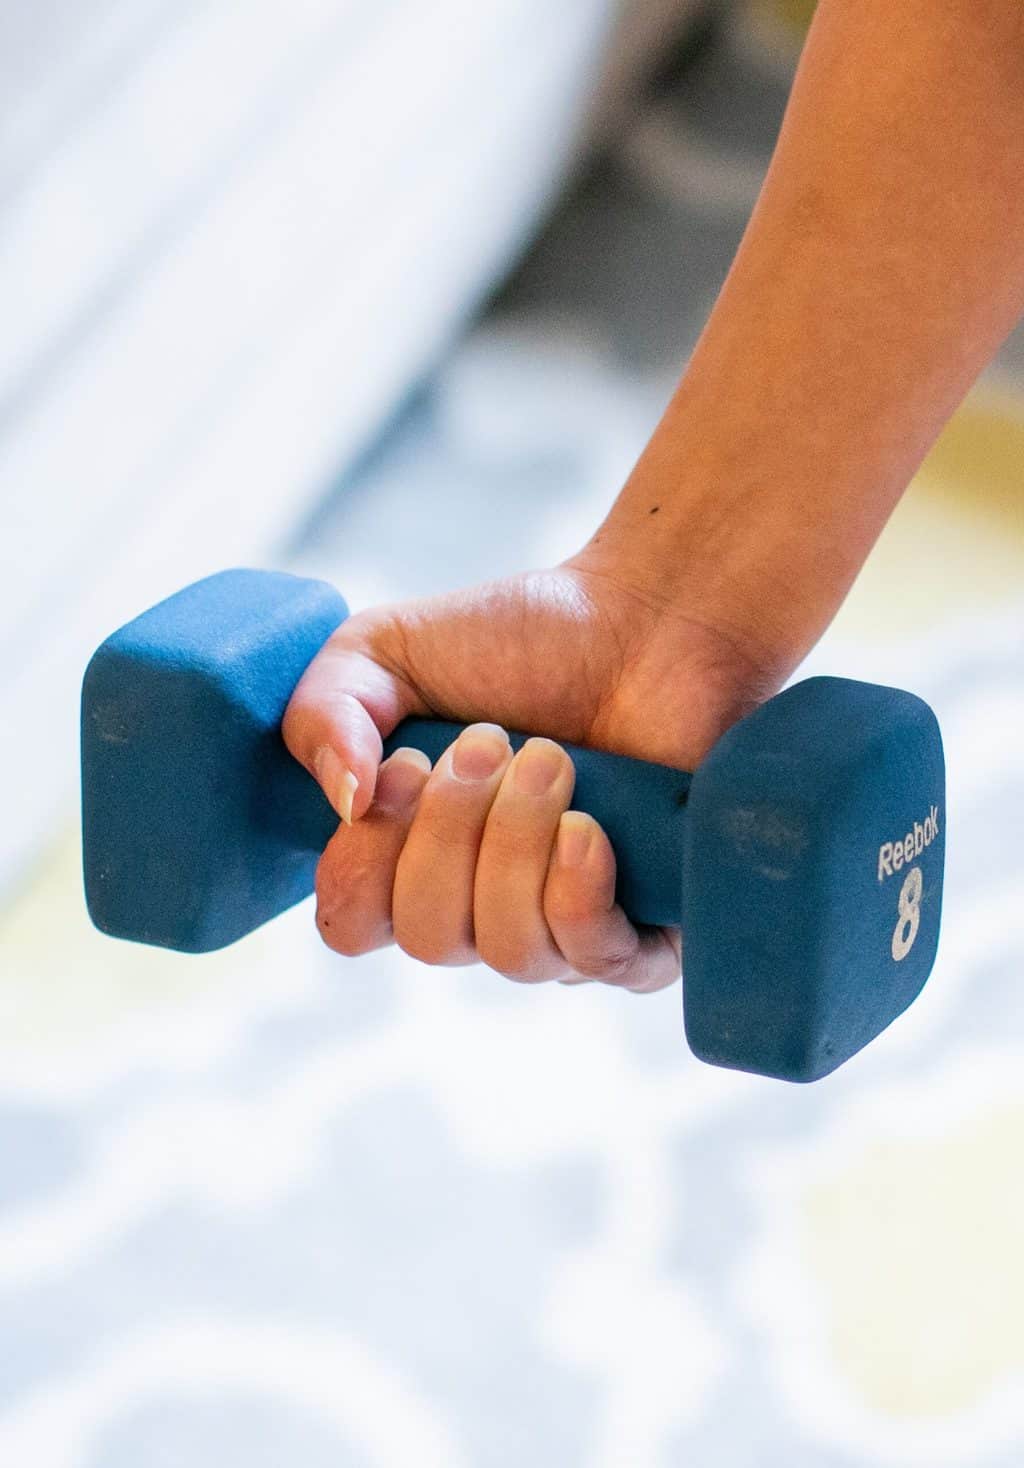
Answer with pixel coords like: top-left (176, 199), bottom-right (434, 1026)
top-left (234, 717), bottom-right (689, 929)
top-left (382, 719), bottom-right (690, 928)
top-left (81, 569), bottom-right (690, 951)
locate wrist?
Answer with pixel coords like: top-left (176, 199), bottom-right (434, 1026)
top-left (566, 406), bottom-right (869, 689)
top-left (557, 553), bottom-right (790, 767)
top-left (564, 512), bottom-right (811, 703)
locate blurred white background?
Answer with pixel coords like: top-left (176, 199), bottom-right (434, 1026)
top-left (1, 0), bottom-right (704, 892)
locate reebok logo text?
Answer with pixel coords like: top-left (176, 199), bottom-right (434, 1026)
top-left (878, 805), bottom-right (940, 882)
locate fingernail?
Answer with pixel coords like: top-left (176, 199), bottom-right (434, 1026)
top-left (314, 746), bottom-right (359, 824)
top-left (556, 810), bottom-right (594, 868)
top-left (375, 747), bottom-right (431, 814)
top-left (450, 723), bottom-right (509, 782)
top-left (513, 738), bottom-right (565, 797)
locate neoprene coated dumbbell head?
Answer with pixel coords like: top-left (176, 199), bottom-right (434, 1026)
top-left (82, 569), bottom-right (946, 1083)
top-left (682, 677), bottom-right (944, 1079)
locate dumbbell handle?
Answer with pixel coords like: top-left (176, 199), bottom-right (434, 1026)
top-left (279, 717), bottom-right (692, 928)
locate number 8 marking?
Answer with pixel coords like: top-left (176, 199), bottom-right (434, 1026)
top-left (892, 866), bottom-right (923, 962)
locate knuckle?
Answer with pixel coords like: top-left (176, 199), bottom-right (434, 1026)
top-left (317, 914), bottom-right (374, 958)
top-left (567, 951), bottom-right (611, 980)
top-left (419, 821), bottom-right (474, 858)
top-left (606, 949), bottom-right (643, 982)
top-left (578, 944), bottom-right (637, 982)
top-left (475, 935), bottom-right (519, 977)
top-left (621, 967), bottom-right (672, 994)
top-left (406, 803), bottom-right (480, 861)
top-left (315, 861), bottom-right (373, 913)
top-left (624, 975), bottom-right (662, 995)
top-left (393, 917), bottom-right (468, 968)
top-left (477, 821), bottom-right (529, 868)
top-left (476, 935), bottom-right (547, 984)
top-left (393, 928), bottom-right (445, 966)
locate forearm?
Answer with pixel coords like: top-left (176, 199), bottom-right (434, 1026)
top-left (573, 0), bottom-right (1024, 679)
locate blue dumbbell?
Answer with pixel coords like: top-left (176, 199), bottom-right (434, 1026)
top-left (81, 568), bottom-right (946, 1082)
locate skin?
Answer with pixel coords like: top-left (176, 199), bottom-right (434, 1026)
top-left (284, 0), bottom-right (1024, 993)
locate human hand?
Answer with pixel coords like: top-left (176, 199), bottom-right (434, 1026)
top-left (282, 563), bottom-right (776, 993)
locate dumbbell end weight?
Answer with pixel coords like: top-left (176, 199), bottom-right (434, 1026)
top-left (682, 676), bottom-right (945, 1082)
top-left (82, 569), bottom-right (351, 952)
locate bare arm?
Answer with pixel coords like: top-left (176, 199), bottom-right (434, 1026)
top-left (574, 0), bottom-right (1024, 679)
top-left (284, 0), bottom-right (1024, 995)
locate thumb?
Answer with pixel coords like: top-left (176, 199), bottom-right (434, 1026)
top-left (282, 610), bottom-right (428, 824)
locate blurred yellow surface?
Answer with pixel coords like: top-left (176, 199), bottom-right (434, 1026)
top-left (0, 825), bottom-right (289, 1050)
top-left (805, 1100), bottom-right (1024, 1416)
top-left (760, 0), bottom-right (818, 39)
top-left (831, 383), bottom-right (1024, 640)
